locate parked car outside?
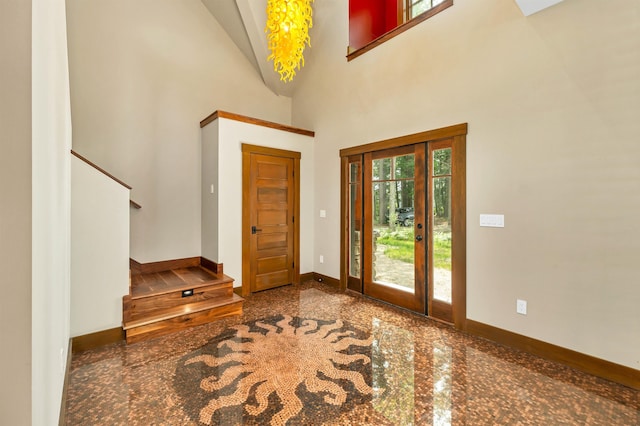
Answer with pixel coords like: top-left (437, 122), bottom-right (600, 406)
top-left (385, 207), bottom-right (414, 227)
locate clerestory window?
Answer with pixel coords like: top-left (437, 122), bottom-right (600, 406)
top-left (348, 0), bottom-right (453, 61)
top-left (406, 0), bottom-right (447, 20)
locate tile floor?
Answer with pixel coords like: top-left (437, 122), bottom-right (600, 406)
top-left (65, 281), bottom-right (639, 425)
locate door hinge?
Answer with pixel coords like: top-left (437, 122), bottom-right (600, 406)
top-left (292, 216), bottom-right (295, 223)
top-left (292, 262), bottom-right (295, 269)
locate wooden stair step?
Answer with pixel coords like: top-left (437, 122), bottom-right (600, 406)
top-left (123, 263), bottom-right (243, 344)
top-left (126, 280), bottom-right (234, 317)
top-left (123, 293), bottom-right (244, 344)
top-left (131, 267), bottom-right (233, 299)
top-left (123, 293), bottom-right (243, 329)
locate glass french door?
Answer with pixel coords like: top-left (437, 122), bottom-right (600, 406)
top-left (347, 141), bottom-right (454, 322)
top-left (341, 124), bottom-right (466, 327)
top-left (363, 145), bottom-right (426, 313)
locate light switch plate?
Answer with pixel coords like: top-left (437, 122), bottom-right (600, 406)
top-left (480, 214), bottom-right (504, 227)
top-left (319, 209), bottom-right (326, 218)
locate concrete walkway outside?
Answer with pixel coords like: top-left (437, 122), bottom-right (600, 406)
top-left (373, 243), bottom-right (452, 303)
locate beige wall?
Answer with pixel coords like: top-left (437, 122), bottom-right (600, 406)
top-left (292, 0), bottom-right (640, 369)
top-left (66, 0), bottom-right (293, 263)
top-left (0, 0), bottom-right (71, 423)
top-left (32, 0), bottom-right (73, 423)
top-left (0, 1), bottom-right (32, 424)
top-left (201, 120), bottom-right (220, 263)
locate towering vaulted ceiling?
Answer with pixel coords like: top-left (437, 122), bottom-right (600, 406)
top-left (201, 0), bottom-right (566, 97)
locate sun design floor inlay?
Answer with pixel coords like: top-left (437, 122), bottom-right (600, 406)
top-left (174, 315), bottom-right (375, 425)
top-left (65, 283), bottom-right (639, 425)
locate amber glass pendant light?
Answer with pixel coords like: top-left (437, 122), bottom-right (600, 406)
top-left (265, 0), bottom-right (313, 82)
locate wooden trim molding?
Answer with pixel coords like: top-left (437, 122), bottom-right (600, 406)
top-left (451, 134), bottom-right (467, 330)
top-left (466, 319), bottom-right (640, 390)
top-left (71, 327), bottom-right (125, 353)
top-left (241, 148), bottom-right (251, 297)
top-left (312, 272), bottom-right (341, 288)
top-left (300, 272), bottom-right (315, 283)
top-left (200, 257), bottom-right (223, 276)
top-left (129, 257), bottom-right (201, 274)
top-left (130, 199), bottom-right (142, 209)
top-left (130, 258), bottom-right (142, 274)
top-left (200, 110), bottom-right (315, 137)
top-left (71, 150), bottom-right (132, 190)
top-left (347, 0), bottom-right (453, 61)
top-left (241, 143), bottom-right (302, 159)
top-left (339, 123), bottom-right (468, 157)
top-left (293, 157), bottom-right (301, 283)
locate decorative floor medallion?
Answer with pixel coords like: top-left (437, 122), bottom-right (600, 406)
top-left (174, 315), bottom-right (375, 425)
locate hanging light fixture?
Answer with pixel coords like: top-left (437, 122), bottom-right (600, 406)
top-left (265, 0), bottom-right (314, 82)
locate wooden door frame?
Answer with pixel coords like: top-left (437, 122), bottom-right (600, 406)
top-left (339, 123), bottom-right (467, 331)
top-left (241, 144), bottom-right (301, 297)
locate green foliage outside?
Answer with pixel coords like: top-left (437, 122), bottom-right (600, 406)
top-left (377, 227), bottom-right (451, 270)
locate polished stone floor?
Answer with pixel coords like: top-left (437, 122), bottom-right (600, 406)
top-left (65, 281), bottom-right (639, 425)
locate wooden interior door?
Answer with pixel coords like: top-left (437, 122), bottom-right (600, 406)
top-left (242, 145), bottom-right (300, 294)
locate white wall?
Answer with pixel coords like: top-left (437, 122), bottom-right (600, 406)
top-left (202, 118), bottom-right (315, 285)
top-left (71, 157), bottom-right (130, 336)
top-left (32, 0), bottom-right (73, 424)
top-left (0, 1), bottom-right (32, 424)
top-left (66, 0), bottom-right (293, 263)
top-left (292, 0), bottom-right (640, 369)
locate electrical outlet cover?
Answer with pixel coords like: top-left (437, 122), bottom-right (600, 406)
top-left (516, 299), bottom-right (527, 315)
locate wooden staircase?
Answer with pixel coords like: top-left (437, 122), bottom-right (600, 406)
top-left (122, 263), bottom-right (243, 343)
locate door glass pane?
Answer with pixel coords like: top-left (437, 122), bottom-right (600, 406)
top-left (350, 184), bottom-right (361, 278)
top-left (395, 154), bottom-right (416, 179)
top-left (372, 155), bottom-right (415, 292)
top-left (349, 163), bottom-right (361, 278)
top-left (432, 148), bottom-right (451, 303)
top-left (433, 148), bottom-right (451, 175)
top-left (350, 161), bottom-right (359, 182)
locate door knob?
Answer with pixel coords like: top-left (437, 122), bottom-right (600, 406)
top-left (251, 226), bottom-right (263, 234)
top-left (415, 235), bottom-right (423, 241)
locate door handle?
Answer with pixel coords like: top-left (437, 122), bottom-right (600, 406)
top-left (251, 226), bottom-right (263, 234)
top-left (415, 234), bottom-right (423, 242)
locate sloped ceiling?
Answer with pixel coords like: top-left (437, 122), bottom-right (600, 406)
top-left (200, 0), bottom-right (260, 73)
top-left (201, 0), bottom-right (299, 97)
top-left (201, 0), bottom-right (566, 96)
